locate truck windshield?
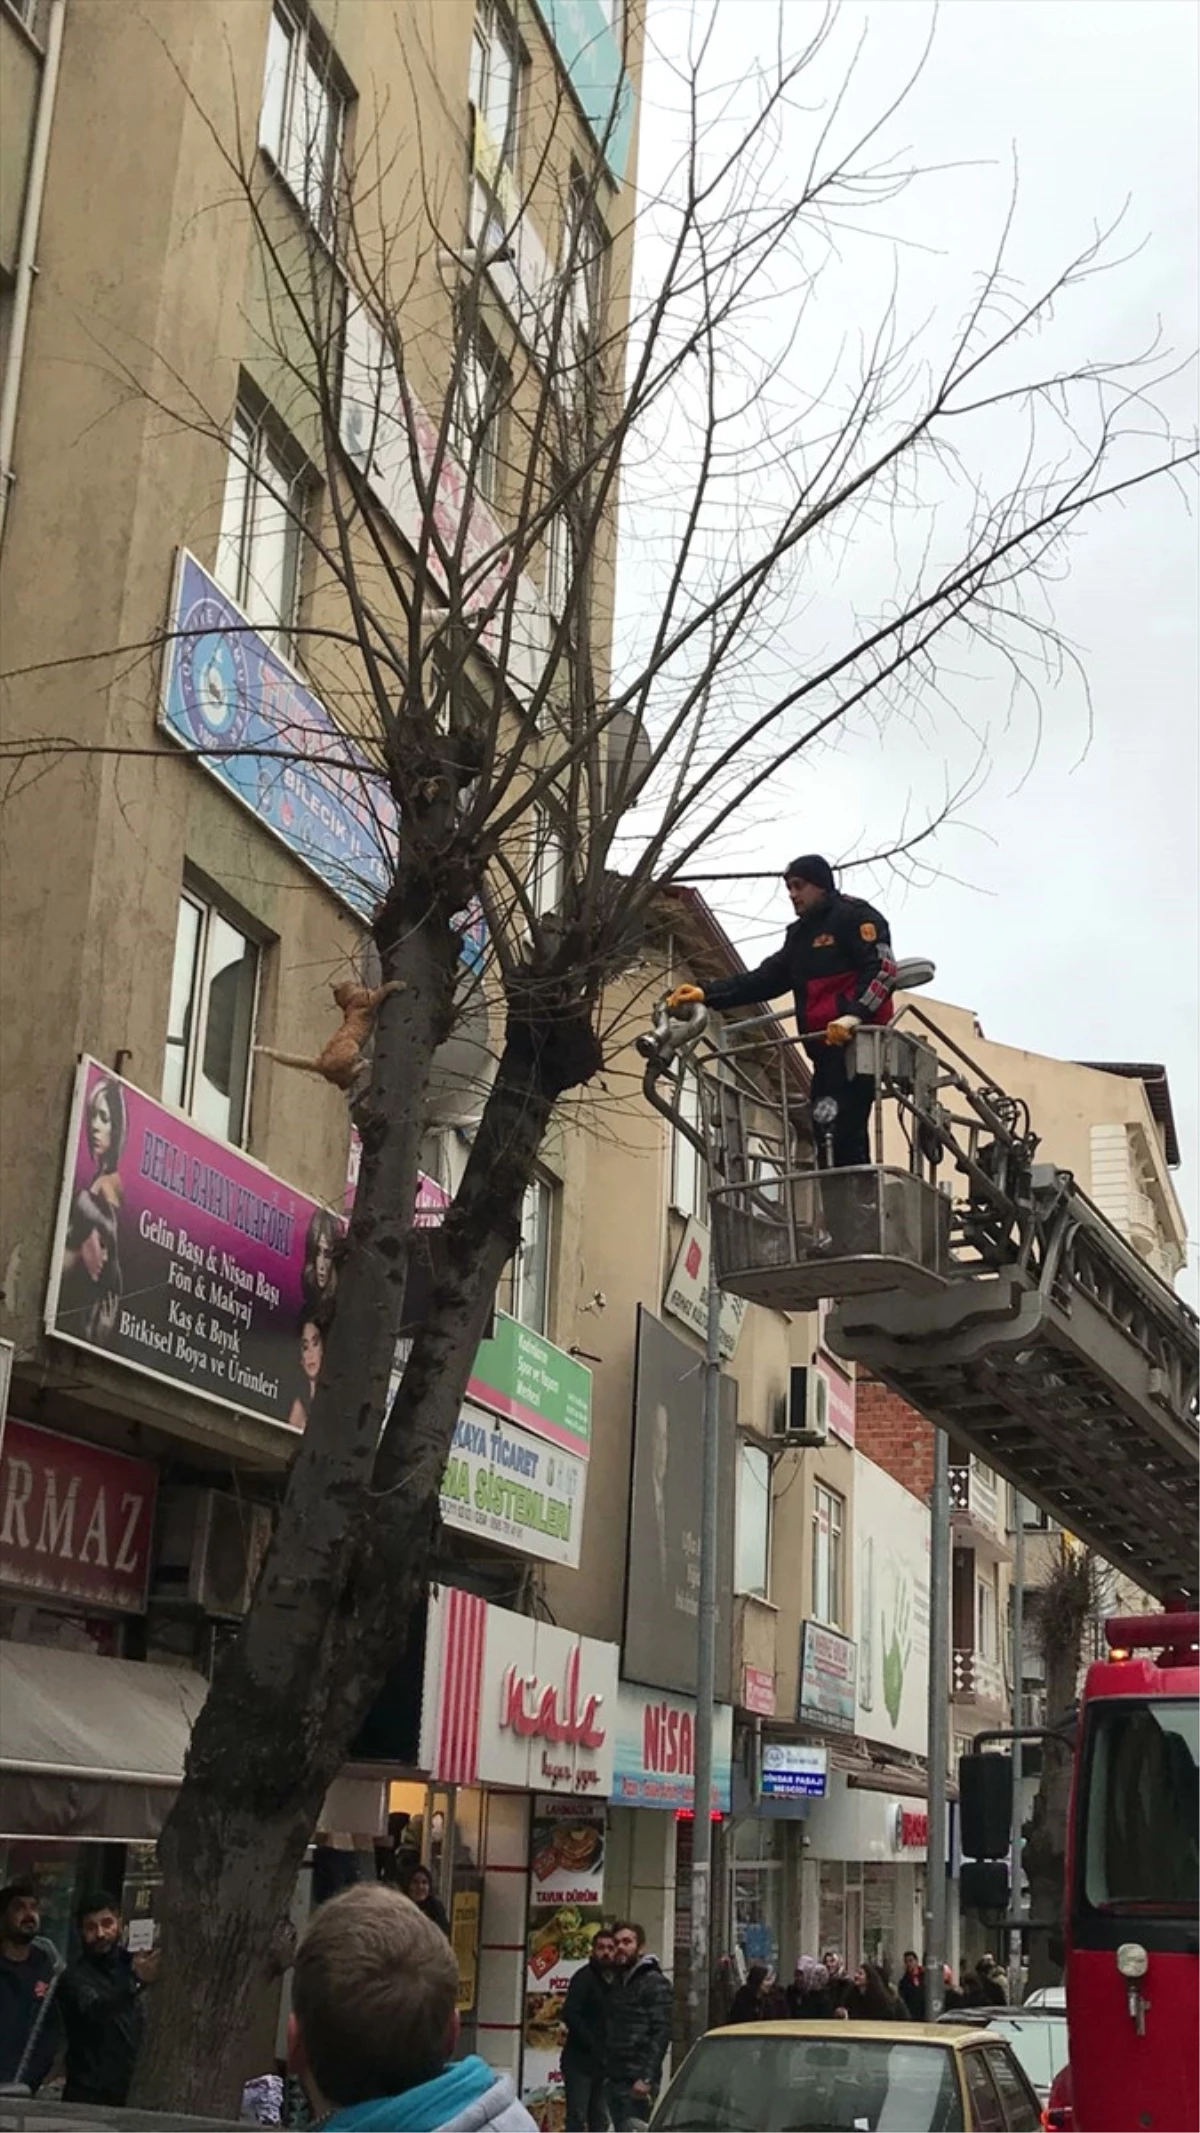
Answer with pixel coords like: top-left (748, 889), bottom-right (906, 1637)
top-left (1081, 1697), bottom-right (1199, 1914)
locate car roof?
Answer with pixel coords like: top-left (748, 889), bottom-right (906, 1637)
top-left (706, 2020), bottom-right (1001, 2044)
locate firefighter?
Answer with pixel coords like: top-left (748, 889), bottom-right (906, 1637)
top-left (667, 854), bottom-right (896, 1168)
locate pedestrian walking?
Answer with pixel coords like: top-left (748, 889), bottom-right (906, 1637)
top-left (287, 1884), bottom-right (536, 2130)
top-left (604, 1923), bottom-right (672, 2130)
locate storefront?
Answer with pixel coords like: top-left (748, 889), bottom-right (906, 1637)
top-left (417, 1585), bottom-right (620, 2126)
top-left (0, 1417), bottom-right (180, 1944)
top-left (801, 1775), bottom-right (928, 1971)
top-left (607, 1680), bottom-right (733, 2053)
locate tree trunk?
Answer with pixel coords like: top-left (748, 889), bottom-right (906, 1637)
top-left (131, 967), bottom-right (599, 2113)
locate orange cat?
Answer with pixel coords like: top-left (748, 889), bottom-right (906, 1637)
top-left (256, 979), bottom-right (404, 1092)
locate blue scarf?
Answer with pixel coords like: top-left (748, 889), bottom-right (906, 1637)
top-left (324, 2054), bottom-right (497, 2131)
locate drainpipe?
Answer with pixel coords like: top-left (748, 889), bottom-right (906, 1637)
top-left (0, 0), bottom-right (67, 556)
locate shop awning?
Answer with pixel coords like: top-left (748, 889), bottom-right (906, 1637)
top-left (0, 1641), bottom-right (209, 1841)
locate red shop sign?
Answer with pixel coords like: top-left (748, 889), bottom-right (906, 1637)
top-left (501, 1645), bottom-right (606, 1749)
top-left (0, 1419), bottom-right (157, 1614)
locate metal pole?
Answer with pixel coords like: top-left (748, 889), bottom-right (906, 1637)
top-left (924, 1426), bottom-right (950, 2017)
top-left (1008, 1494), bottom-right (1026, 2003)
top-left (687, 1225), bottom-right (722, 2048)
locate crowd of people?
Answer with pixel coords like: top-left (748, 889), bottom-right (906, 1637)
top-left (3, 1867), bottom-right (1011, 2132)
top-left (723, 1945), bottom-right (1010, 2027)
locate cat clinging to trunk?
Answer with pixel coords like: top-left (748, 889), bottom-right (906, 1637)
top-left (256, 978), bottom-right (404, 1099)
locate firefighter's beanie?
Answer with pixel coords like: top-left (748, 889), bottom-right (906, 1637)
top-left (783, 854), bottom-right (836, 894)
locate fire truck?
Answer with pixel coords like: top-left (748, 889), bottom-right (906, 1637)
top-left (1058, 1606), bottom-right (1199, 2133)
top-left (961, 1606), bottom-right (1198, 2133)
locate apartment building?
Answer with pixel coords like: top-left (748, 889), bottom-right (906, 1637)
top-left (0, 6), bottom-right (935, 2099)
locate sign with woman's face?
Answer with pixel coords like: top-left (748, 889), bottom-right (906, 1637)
top-left (46, 1058), bottom-right (343, 1435)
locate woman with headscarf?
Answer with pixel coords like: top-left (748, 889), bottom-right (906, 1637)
top-left (726, 1963), bottom-right (788, 2025)
top-left (786, 1956), bottom-right (835, 2019)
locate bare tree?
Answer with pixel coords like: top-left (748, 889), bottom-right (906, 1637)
top-left (2, 4), bottom-right (1195, 2109)
top-left (1023, 1549), bottom-right (1097, 1990)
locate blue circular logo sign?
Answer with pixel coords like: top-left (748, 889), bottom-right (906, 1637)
top-left (176, 596), bottom-right (250, 752)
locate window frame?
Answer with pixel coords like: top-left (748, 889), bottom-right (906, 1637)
top-left (811, 1480), bottom-right (845, 1629)
top-left (529, 805), bottom-right (566, 921)
top-left (163, 885), bottom-right (262, 1148)
top-left (562, 165), bottom-right (609, 356)
top-left (976, 1569), bottom-right (998, 1662)
top-left (669, 1070), bottom-right (708, 1224)
top-left (468, 0), bottom-right (522, 171)
top-left (511, 1174), bottom-right (553, 1334)
top-left (735, 1436), bottom-right (772, 1600)
top-left (454, 330), bottom-right (508, 506)
top-left (258, 2), bottom-right (346, 240)
top-left (215, 396), bottom-right (309, 653)
top-left (544, 496), bottom-right (571, 618)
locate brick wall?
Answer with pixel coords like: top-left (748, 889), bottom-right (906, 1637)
top-left (855, 1378), bottom-right (934, 1504)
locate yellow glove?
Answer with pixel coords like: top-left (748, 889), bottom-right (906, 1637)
top-left (824, 1015), bottom-right (862, 1047)
top-left (666, 984), bottom-right (705, 1011)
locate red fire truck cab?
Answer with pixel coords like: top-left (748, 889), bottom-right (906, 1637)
top-left (1061, 1608), bottom-right (1199, 2133)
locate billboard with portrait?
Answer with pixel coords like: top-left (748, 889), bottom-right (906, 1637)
top-left (45, 1058), bottom-right (341, 1433)
top-left (622, 1308), bottom-right (735, 1699)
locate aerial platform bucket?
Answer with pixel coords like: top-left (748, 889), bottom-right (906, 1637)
top-left (710, 1164), bottom-right (951, 1311)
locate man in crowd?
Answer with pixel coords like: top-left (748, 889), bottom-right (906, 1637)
top-left (977, 1952), bottom-right (1008, 2006)
top-left (605, 1921), bottom-right (673, 2131)
top-left (897, 1950), bottom-right (925, 2020)
top-left (667, 854), bottom-right (896, 1171)
top-left (59, 1890), bottom-right (157, 2106)
top-left (288, 1882), bottom-right (536, 2131)
top-left (0, 1881), bottom-right (62, 2094)
top-left (561, 1926), bottom-right (617, 2132)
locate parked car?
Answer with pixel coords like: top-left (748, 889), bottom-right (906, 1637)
top-left (1022, 1983), bottom-right (1066, 2010)
top-left (936, 2008), bottom-right (1068, 2105)
top-left (649, 2020), bottom-right (1043, 2131)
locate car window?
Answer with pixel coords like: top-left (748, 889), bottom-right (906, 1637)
top-left (653, 2035), bottom-right (965, 2131)
top-left (983, 2045), bottom-right (1042, 2131)
top-left (961, 2049), bottom-right (1006, 2132)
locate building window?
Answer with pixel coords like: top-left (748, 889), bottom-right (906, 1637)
top-left (811, 1482), bottom-right (844, 1627)
top-left (511, 1176), bottom-right (552, 1333)
top-left (563, 167), bottom-right (608, 355)
top-left (976, 1571), bottom-right (998, 1662)
top-left (669, 1069), bottom-right (708, 1223)
top-left (529, 806), bottom-right (566, 920)
top-left (455, 333), bottom-right (507, 504)
top-left (736, 1440), bottom-right (771, 1598)
top-left (545, 501), bottom-right (570, 618)
top-left (259, 3), bottom-right (345, 237)
top-left (215, 399), bottom-right (308, 650)
top-left (469, 0), bottom-right (520, 167)
top-left (163, 888), bottom-right (260, 1145)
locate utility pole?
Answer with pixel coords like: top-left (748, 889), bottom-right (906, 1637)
top-left (687, 1222), bottom-right (722, 2047)
top-left (1008, 1492), bottom-right (1026, 2003)
top-left (924, 1426), bottom-right (950, 2016)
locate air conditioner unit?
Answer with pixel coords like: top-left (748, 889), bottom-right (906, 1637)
top-left (772, 1365), bottom-right (829, 1448)
top-left (152, 1488), bottom-right (272, 1619)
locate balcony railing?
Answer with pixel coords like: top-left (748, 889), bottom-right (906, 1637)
top-left (949, 1461), bottom-right (1011, 1552)
top-left (952, 1646), bottom-right (1007, 1709)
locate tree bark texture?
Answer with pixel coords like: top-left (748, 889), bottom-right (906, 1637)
top-left (131, 947), bottom-right (601, 2113)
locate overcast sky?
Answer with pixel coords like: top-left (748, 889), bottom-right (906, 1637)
top-left (618, 0), bottom-right (1198, 1294)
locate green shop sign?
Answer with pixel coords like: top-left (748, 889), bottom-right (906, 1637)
top-left (467, 1312), bottom-right (592, 1457)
